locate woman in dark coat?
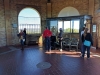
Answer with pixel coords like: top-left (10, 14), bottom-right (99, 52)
top-left (81, 28), bottom-right (93, 58)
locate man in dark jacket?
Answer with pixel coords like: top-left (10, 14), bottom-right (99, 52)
top-left (23, 28), bottom-right (26, 45)
top-left (58, 28), bottom-right (63, 51)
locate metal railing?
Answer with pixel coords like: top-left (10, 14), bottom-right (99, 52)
top-left (18, 24), bottom-right (41, 34)
top-left (18, 16), bottom-right (41, 34)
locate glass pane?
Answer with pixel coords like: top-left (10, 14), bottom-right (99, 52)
top-left (64, 21), bottom-right (71, 33)
top-left (73, 20), bottom-right (80, 33)
top-left (50, 21), bottom-right (57, 35)
top-left (58, 21), bottom-right (63, 32)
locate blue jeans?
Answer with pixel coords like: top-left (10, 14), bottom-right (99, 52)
top-left (59, 38), bottom-right (62, 49)
top-left (45, 37), bottom-right (51, 51)
top-left (82, 45), bottom-right (91, 58)
top-left (20, 39), bottom-right (24, 50)
top-left (20, 39), bottom-right (24, 45)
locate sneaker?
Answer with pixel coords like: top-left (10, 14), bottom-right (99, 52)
top-left (60, 49), bottom-right (62, 52)
top-left (45, 51), bottom-right (48, 52)
top-left (49, 49), bottom-right (51, 52)
top-left (87, 57), bottom-right (90, 59)
top-left (80, 55), bottom-right (84, 58)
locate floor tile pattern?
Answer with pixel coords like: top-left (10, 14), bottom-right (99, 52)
top-left (0, 46), bottom-right (100, 75)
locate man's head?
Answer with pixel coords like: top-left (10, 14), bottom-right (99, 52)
top-left (45, 27), bottom-right (48, 29)
top-left (82, 27), bottom-right (85, 31)
top-left (20, 29), bottom-right (23, 32)
top-left (84, 28), bottom-right (88, 33)
top-left (24, 28), bottom-right (26, 30)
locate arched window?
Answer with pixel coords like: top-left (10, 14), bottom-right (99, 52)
top-left (58, 7), bottom-right (80, 33)
top-left (18, 8), bottom-right (41, 34)
top-left (58, 7), bottom-right (80, 17)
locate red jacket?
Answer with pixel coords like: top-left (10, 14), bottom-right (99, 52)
top-left (43, 29), bottom-right (52, 38)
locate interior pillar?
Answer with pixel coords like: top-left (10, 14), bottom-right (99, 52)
top-left (47, 2), bottom-right (52, 18)
top-left (88, 0), bottom-right (97, 48)
top-left (4, 0), bottom-right (12, 45)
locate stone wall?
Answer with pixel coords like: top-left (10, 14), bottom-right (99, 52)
top-left (94, 0), bottom-right (100, 48)
top-left (0, 0), bottom-right (89, 46)
top-left (1, 0), bottom-right (99, 47)
top-left (9, 0), bottom-right (47, 45)
top-left (51, 0), bottom-right (89, 17)
top-left (0, 0), bottom-right (6, 46)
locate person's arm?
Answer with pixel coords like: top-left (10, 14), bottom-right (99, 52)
top-left (43, 30), bottom-right (45, 38)
top-left (90, 34), bottom-right (93, 46)
top-left (17, 33), bottom-right (20, 37)
top-left (17, 33), bottom-right (21, 38)
top-left (81, 31), bottom-right (84, 36)
top-left (81, 34), bottom-right (84, 43)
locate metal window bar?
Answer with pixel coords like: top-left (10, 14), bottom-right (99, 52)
top-left (19, 24), bottom-right (41, 34)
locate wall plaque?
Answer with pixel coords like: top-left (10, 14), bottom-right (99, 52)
top-left (93, 25), bottom-right (96, 32)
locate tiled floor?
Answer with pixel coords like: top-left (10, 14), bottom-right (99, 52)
top-left (0, 45), bottom-right (100, 75)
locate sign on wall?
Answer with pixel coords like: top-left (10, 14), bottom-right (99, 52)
top-left (93, 25), bottom-right (96, 32)
top-left (12, 24), bottom-right (17, 28)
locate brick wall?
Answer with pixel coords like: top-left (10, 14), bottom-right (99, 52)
top-left (0, 0), bottom-right (89, 46)
top-left (10, 0), bottom-right (47, 45)
top-left (94, 0), bottom-right (100, 48)
top-left (52, 0), bottom-right (89, 17)
top-left (1, 0), bottom-right (99, 47)
top-left (0, 0), bottom-right (6, 46)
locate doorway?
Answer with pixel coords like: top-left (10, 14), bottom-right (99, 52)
top-left (18, 7), bottom-right (42, 45)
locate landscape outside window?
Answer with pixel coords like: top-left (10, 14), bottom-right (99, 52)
top-left (18, 8), bottom-right (41, 34)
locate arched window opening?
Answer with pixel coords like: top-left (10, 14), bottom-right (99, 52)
top-left (58, 6), bottom-right (80, 17)
top-left (18, 8), bottom-right (41, 34)
top-left (58, 7), bottom-right (80, 33)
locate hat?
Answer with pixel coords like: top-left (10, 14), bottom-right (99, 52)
top-left (59, 28), bottom-right (62, 31)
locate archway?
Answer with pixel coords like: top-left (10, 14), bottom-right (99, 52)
top-left (18, 7), bottom-right (41, 34)
top-left (58, 6), bottom-right (80, 17)
top-left (18, 7), bottom-right (42, 45)
top-left (57, 7), bottom-right (80, 38)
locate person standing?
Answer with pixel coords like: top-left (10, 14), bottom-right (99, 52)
top-left (17, 30), bottom-right (25, 50)
top-left (81, 28), bottom-right (93, 59)
top-left (58, 28), bottom-right (63, 52)
top-left (51, 26), bottom-right (56, 35)
top-left (81, 27), bottom-right (85, 55)
top-left (43, 27), bottom-right (52, 52)
top-left (23, 28), bottom-right (26, 45)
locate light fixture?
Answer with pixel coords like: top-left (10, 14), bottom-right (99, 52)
top-left (96, 0), bottom-right (100, 13)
